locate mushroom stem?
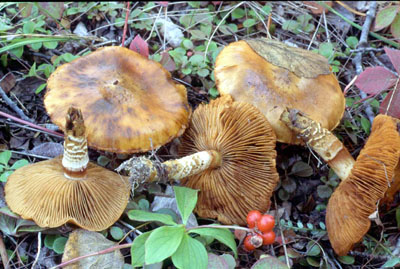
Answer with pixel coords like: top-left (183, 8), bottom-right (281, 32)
top-left (62, 107), bottom-right (89, 179)
top-left (280, 108), bottom-right (355, 180)
top-left (117, 150), bottom-right (222, 183)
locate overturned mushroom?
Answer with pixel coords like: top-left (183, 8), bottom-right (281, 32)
top-left (326, 114), bottom-right (400, 255)
top-left (215, 38), bottom-right (345, 144)
top-left (281, 110), bottom-right (400, 255)
top-left (5, 107), bottom-right (130, 231)
top-left (45, 46), bottom-right (190, 153)
top-left (118, 95), bottom-right (279, 225)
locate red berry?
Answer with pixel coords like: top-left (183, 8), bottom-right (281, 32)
top-left (257, 214), bottom-right (275, 232)
top-left (243, 235), bottom-right (256, 251)
top-left (260, 230), bottom-right (276, 245)
top-left (246, 210), bottom-right (262, 228)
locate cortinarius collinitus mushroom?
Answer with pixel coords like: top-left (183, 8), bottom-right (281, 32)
top-left (118, 95), bottom-right (279, 225)
top-left (5, 107), bottom-right (130, 231)
top-left (45, 46), bottom-right (191, 153)
top-left (214, 38), bottom-right (345, 145)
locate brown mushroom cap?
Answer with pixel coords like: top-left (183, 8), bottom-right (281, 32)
top-left (45, 46), bottom-right (190, 153)
top-left (326, 114), bottom-right (400, 256)
top-left (215, 39), bottom-right (345, 144)
top-left (178, 95), bottom-right (279, 225)
top-left (5, 156), bottom-right (130, 231)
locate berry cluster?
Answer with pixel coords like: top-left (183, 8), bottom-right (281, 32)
top-left (243, 210), bottom-right (276, 251)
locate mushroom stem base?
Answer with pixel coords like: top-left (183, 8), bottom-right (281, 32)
top-left (117, 150), bottom-right (222, 184)
top-left (280, 108), bottom-right (355, 180)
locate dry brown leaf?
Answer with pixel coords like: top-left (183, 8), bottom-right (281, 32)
top-left (62, 229), bottom-right (124, 269)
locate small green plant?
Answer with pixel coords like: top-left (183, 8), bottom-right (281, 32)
top-left (0, 151), bottom-right (28, 182)
top-left (315, 42), bottom-right (345, 73)
top-left (282, 13), bottom-right (315, 34)
top-left (278, 161), bottom-right (313, 201)
top-left (129, 186), bottom-right (237, 268)
top-left (373, 5), bottom-right (400, 40)
top-left (316, 169), bottom-right (339, 200)
top-left (44, 234), bottom-right (68, 254)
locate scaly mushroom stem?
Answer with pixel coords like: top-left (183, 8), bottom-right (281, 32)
top-left (62, 107), bottom-right (89, 179)
top-left (280, 108), bottom-right (355, 180)
top-left (117, 150), bottom-right (222, 183)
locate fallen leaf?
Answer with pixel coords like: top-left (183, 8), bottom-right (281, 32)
top-left (29, 142), bottom-right (63, 158)
top-left (160, 51), bottom-right (176, 72)
top-left (380, 83), bottom-right (400, 118)
top-left (62, 229), bottom-right (124, 269)
top-left (129, 35), bottom-right (149, 58)
top-left (384, 47), bottom-right (400, 74)
top-left (373, 5), bottom-right (400, 32)
top-left (355, 66), bottom-right (397, 95)
top-left (0, 73), bottom-right (16, 93)
top-left (251, 255), bottom-right (289, 269)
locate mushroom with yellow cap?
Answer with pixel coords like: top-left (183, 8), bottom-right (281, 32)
top-left (44, 46), bottom-right (191, 154)
top-left (214, 38), bottom-right (345, 145)
top-left (5, 107), bottom-right (130, 231)
top-left (118, 95), bottom-right (279, 225)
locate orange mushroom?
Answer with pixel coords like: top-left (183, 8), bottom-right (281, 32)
top-left (45, 46), bottom-right (190, 154)
top-left (214, 38), bottom-right (345, 145)
top-left (5, 107), bottom-right (130, 231)
top-left (118, 95), bottom-right (279, 225)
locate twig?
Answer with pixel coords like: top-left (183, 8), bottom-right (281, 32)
top-left (121, 1), bottom-right (131, 46)
top-left (0, 84), bottom-right (33, 123)
top-left (31, 232), bottom-right (41, 269)
top-left (336, 1), bottom-right (366, 17)
top-left (317, 2), bottom-right (400, 49)
top-left (0, 111), bottom-right (64, 138)
top-left (0, 233), bottom-right (9, 269)
top-left (353, 1), bottom-right (377, 124)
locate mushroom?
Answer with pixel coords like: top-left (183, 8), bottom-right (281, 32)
top-left (326, 114), bottom-right (400, 255)
top-left (118, 95), bottom-right (279, 225)
top-left (281, 110), bottom-right (400, 255)
top-left (44, 46), bottom-right (191, 154)
top-left (214, 38), bottom-right (345, 145)
top-left (5, 107), bottom-right (130, 231)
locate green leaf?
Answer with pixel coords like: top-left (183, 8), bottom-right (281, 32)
top-left (128, 210), bottom-right (177, 226)
top-left (0, 151), bottom-right (11, 165)
top-left (290, 161), bottom-right (313, 177)
top-left (382, 257), bottom-right (400, 268)
top-left (197, 69), bottom-right (209, 77)
top-left (23, 21), bottom-right (35, 34)
top-left (44, 234), bottom-right (57, 249)
top-left (189, 227), bottom-right (237, 258)
top-left (282, 20), bottom-right (299, 34)
top-left (337, 255), bottom-right (355, 265)
top-left (10, 46), bottom-right (24, 59)
top-left (43, 41), bottom-right (58, 49)
top-left (319, 42), bottom-right (334, 59)
top-left (360, 117), bottom-right (371, 134)
top-left (189, 54), bottom-right (204, 66)
top-left (173, 186), bottom-right (198, 226)
top-left (208, 87), bottom-right (219, 99)
top-left (171, 234), bottom-right (208, 269)
top-left (0, 170), bottom-right (11, 183)
top-left (110, 226), bottom-right (124, 241)
top-left (391, 13), bottom-right (400, 39)
top-left (97, 155), bottom-right (110, 167)
top-left (306, 257), bottom-right (320, 267)
top-left (1, 54), bottom-right (7, 67)
top-left (282, 177), bottom-right (296, 193)
top-left (35, 83), bottom-right (47, 94)
top-left (145, 225), bottom-right (186, 264)
top-left (243, 19), bottom-right (256, 28)
top-left (306, 242), bottom-right (321, 256)
top-left (182, 39), bottom-right (194, 50)
top-left (317, 185), bottom-right (332, 199)
top-left (396, 208), bottom-right (400, 229)
top-left (53, 236), bottom-right (68, 254)
top-left (231, 8), bottom-right (245, 19)
top-left (10, 159), bottom-right (29, 170)
top-left (131, 231), bottom-right (152, 267)
top-left (251, 255), bottom-right (289, 269)
top-left (374, 6), bottom-right (399, 31)
top-left (345, 36), bottom-right (358, 49)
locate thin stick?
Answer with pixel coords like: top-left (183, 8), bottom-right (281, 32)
top-left (0, 111), bottom-right (64, 137)
top-left (0, 84), bottom-right (33, 123)
top-left (31, 232), bottom-right (41, 269)
top-left (352, 1), bottom-right (377, 124)
top-left (0, 233), bottom-right (9, 269)
top-left (121, 1), bottom-right (131, 46)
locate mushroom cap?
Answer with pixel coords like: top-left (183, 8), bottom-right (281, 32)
top-left (178, 95), bottom-right (279, 225)
top-left (5, 156), bottom-right (130, 231)
top-left (326, 114), bottom-right (400, 256)
top-left (214, 39), bottom-right (345, 144)
top-left (45, 46), bottom-right (190, 153)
